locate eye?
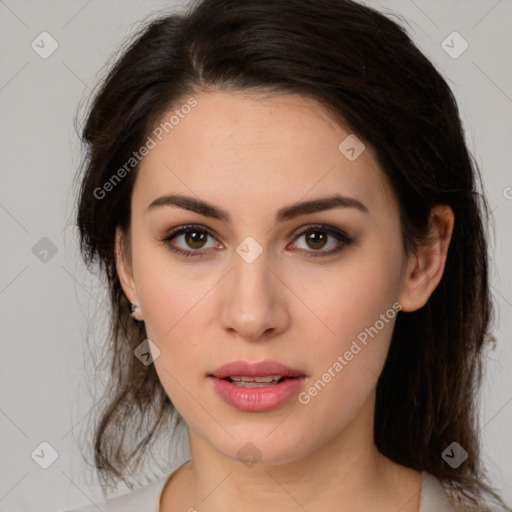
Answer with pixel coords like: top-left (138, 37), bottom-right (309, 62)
top-left (289, 224), bottom-right (352, 258)
top-left (160, 224), bottom-right (222, 258)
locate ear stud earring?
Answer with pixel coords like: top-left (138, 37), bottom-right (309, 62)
top-left (129, 302), bottom-right (143, 323)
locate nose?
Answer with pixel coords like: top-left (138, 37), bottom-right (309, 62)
top-left (219, 248), bottom-right (291, 341)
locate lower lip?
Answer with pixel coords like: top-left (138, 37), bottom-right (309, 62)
top-left (209, 376), bottom-right (306, 412)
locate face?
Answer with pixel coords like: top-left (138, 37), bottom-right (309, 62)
top-left (116, 90), bottom-right (428, 467)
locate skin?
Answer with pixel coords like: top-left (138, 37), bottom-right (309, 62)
top-left (115, 90), bottom-right (454, 512)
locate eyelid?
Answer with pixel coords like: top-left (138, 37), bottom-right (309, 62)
top-left (161, 224), bottom-right (219, 241)
top-left (291, 223), bottom-right (350, 239)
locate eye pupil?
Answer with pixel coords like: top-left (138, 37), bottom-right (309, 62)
top-left (186, 230), bottom-right (207, 248)
top-left (306, 230), bottom-right (327, 249)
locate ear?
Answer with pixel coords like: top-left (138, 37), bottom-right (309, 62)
top-left (398, 204), bottom-right (454, 312)
top-left (115, 226), bottom-right (143, 321)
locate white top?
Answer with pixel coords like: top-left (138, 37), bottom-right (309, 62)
top-left (62, 469), bottom-right (454, 512)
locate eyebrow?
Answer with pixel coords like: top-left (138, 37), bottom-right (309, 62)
top-left (145, 193), bottom-right (369, 223)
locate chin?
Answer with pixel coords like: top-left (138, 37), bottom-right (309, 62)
top-left (214, 432), bottom-right (312, 468)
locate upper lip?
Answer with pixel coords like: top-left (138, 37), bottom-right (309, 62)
top-left (209, 360), bottom-right (307, 379)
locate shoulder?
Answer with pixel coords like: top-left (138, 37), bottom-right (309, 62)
top-left (59, 476), bottom-right (169, 512)
top-left (419, 471), bottom-right (455, 512)
top-left (419, 472), bottom-right (510, 512)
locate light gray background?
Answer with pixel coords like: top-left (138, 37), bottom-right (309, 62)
top-left (0, 1), bottom-right (511, 511)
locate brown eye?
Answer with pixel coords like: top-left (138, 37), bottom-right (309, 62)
top-left (303, 229), bottom-right (328, 250)
top-left (291, 224), bottom-right (352, 258)
top-left (161, 224), bottom-right (221, 258)
top-left (183, 230), bottom-right (208, 249)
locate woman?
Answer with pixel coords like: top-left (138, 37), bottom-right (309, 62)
top-left (66, 0), bottom-right (510, 511)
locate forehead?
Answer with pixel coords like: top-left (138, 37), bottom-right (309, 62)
top-left (133, 91), bottom-right (396, 215)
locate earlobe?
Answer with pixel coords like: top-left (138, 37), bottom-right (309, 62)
top-left (115, 226), bottom-right (140, 311)
top-left (398, 205), bottom-right (454, 312)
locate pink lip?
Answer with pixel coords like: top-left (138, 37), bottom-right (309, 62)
top-left (208, 360), bottom-right (308, 412)
top-left (209, 375), bottom-right (307, 412)
top-left (209, 360), bottom-right (307, 379)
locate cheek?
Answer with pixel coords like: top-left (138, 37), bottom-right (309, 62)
top-left (132, 235), bottom-right (217, 336)
top-left (302, 249), bottom-right (402, 341)
top-left (296, 284), bottom-right (399, 437)
top-left (296, 249), bottom-right (402, 399)
top-left (139, 270), bottom-right (212, 418)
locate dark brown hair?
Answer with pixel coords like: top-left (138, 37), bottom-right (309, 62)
top-left (74, 0), bottom-right (508, 509)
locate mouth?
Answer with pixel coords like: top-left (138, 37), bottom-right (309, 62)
top-left (207, 360), bottom-right (307, 412)
top-left (208, 375), bottom-right (306, 412)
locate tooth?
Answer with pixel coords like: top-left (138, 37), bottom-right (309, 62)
top-left (229, 375), bottom-right (282, 383)
top-left (231, 380), bottom-right (281, 388)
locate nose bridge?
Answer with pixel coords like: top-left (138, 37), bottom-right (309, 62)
top-left (220, 240), bottom-right (287, 339)
top-left (231, 237), bottom-right (272, 308)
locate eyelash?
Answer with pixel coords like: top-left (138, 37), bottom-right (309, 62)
top-left (160, 223), bottom-right (352, 259)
